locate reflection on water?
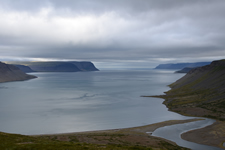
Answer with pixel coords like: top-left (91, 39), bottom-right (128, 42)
top-left (0, 70), bottom-right (192, 135)
top-left (152, 119), bottom-right (224, 150)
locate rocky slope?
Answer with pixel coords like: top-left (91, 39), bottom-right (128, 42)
top-left (155, 62), bottom-right (211, 69)
top-left (157, 60), bottom-right (225, 120)
top-left (0, 62), bottom-right (37, 83)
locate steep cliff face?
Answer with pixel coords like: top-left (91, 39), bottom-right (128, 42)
top-left (0, 62), bottom-right (37, 83)
top-left (160, 60), bottom-right (225, 120)
top-left (70, 61), bottom-right (99, 71)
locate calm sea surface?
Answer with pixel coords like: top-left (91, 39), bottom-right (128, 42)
top-left (0, 70), bottom-right (191, 135)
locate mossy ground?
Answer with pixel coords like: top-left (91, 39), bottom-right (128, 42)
top-left (0, 131), bottom-right (189, 150)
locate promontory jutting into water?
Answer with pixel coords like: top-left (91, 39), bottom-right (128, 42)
top-left (0, 70), bottom-right (191, 135)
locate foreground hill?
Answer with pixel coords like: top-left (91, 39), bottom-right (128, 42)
top-left (0, 62), bottom-right (37, 83)
top-left (155, 60), bottom-right (225, 121)
top-left (10, 61), bottom-right (99, 72)
top-left (155, 62), bottom-right (211, 69)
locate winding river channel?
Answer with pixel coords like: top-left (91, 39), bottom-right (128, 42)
top-left (152, 118), bottom-right (224, 150)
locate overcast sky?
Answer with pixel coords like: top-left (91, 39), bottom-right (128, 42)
top-left (0, 0), bottom-right (225, 68)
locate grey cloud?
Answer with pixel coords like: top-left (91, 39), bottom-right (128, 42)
top-left (0, 0), bottom-right (225, 68)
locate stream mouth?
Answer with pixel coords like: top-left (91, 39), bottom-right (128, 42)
top-left (151, 118), bottom-right (224, 150)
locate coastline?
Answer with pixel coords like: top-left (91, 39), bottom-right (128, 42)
top-left (1, 119), bottom-right (201, 149)
top-left (31, 119), bottom-right (200, 149)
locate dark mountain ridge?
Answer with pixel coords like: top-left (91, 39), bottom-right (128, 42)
top-left (0, 62), bottom-right (37, 83)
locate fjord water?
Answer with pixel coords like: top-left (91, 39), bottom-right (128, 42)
top-left (0, 70), bottom-right (190, 135)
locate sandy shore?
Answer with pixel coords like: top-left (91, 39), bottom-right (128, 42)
top-left (32, 119), bottom-right (200, 149)
top-left (34, 119), bottom-right (200, 136)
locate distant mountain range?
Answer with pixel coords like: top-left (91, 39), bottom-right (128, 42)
top-left (0, 62), bottom-right (37, 83)
top-left (7, 61), bottom-right (99, 73)
top-left (155, 62), bottom-right (211, 70)
top-left (0, 61), bottom-right (99, 83)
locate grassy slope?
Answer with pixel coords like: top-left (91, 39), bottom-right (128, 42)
top-left (155, 60), bottom-right (225, 121)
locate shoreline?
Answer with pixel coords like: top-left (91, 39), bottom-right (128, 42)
top-left (28, 119), bottom-right (200, 149)
top-left (1, 119), bottom-right (196, 150)
top-left (31, 118), bottom-right (225, 149)
top-left (32, 118), bottom-right (201, 137)
top-left (2, 119), bottom-right (197, 149)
